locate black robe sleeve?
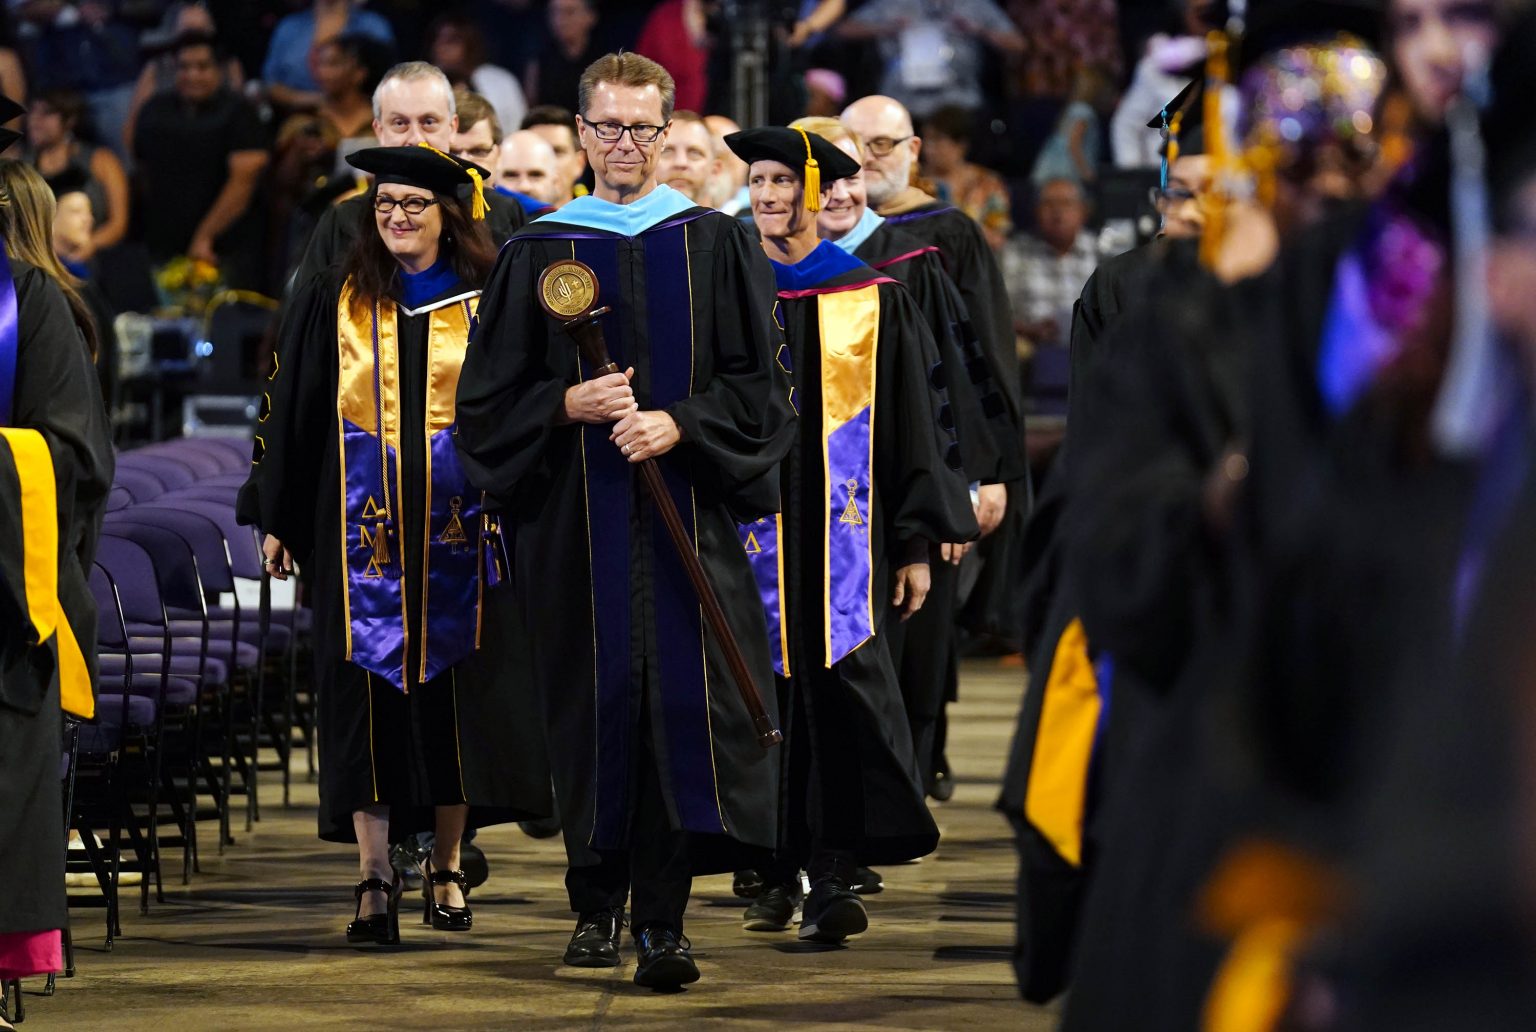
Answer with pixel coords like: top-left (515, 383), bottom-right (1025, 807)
top-left (875, 282), bottom-right (980, 553)
top-left (453, 239), bottom-right (571, 510)
top-left (899, 252), bottom-right (1004, 485)
top-left (663, 220), bottom-right (796, 511)
top-left (11, 264), bottom-right (113, 569)
top-left (939, 214), bottom-right (1022, 420)
top-left (237, 273), bottom-right (336, 564)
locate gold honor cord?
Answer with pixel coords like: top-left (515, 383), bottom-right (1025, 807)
top-left (1199, 31), bottom-right (1232, 270)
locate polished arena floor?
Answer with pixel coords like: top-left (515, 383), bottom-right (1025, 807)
top-left (34, 659), bottom-right (1056, 1030)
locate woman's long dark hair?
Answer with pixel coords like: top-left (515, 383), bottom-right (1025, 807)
top-left (341, 185), bottom-right (497, 306)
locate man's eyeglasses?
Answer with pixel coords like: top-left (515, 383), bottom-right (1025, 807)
top-left (581, 118), bottom-right (670, 144)
top-left (863, 134), bottom-right (913, 157)
top-left (458, 145), bottom-right (497, 162)
top-left (374, 195), bottom-right (440, 215)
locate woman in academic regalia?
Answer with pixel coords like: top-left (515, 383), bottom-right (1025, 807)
top-left (238, 144), bottom-right (551, 946)
top-left (0, 148), bottom-right (113, 1024)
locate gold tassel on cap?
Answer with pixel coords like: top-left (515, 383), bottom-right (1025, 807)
top-left (794, 126), bottom-right (821, 213)
top-left (465, 167), bottom-right (488, 221)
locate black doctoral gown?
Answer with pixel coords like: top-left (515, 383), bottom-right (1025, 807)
top-left (1057, 242), bottom-right (1253, 1031)
top-left (453, 199), bottom-right (797, 875)
top-left (238, 271), bottom-right (551, 843)
top-left (1341, 418), bottom-right (1536, 1030)
top-left (768, 243), bottom-right (977, 865)
top-left (880, 192), bottom-right (1031, 639)
top-left (853, 221), bottom-right (1025, 786)
top-left (0, 261), bottom-right (112, 937)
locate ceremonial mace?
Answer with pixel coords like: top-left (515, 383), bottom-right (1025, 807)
top-left (538, 259), bottom-right (783, 749)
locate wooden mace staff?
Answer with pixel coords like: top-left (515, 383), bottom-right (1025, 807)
top-left (538, 259), bottom-right (783, 749)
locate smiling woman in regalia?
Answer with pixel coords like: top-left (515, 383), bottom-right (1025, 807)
top-left (238, 144), bottom-right (551, 946)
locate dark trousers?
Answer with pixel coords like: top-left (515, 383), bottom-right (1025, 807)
top-left (760, 664), bottom-right (860, 889)
top-left (562, 696), bottom-right (691, 934)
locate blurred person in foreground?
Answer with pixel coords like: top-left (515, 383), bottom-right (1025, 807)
top-left (0, 142), bottom-right (113, 1031)
top-left (238, 144), bottom-right (551, 947)
top-left (1049, 12), bottom-right (1396, 1027)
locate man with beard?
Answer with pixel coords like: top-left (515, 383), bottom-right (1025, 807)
top-left (657, 110), bottom-right (717, 204)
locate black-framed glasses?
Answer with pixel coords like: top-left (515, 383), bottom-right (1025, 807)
top-left (581, 117), bottom-right (670, 144)
top-left (374, 195), bottom-right (440, 215)
top-left (863, 134), bottom-right (913, 157)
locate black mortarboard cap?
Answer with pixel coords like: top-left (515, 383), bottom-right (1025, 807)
top-left (1148, 79), bottom-right (1206, 158)
top-left (724, 126), bottom-right (862, 213)
top-left (346, 143), bottom-right (489, 220)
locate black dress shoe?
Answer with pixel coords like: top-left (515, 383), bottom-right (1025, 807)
top-left (927, 752), bottom-right (952, 804)
top-left (633, 926), bottom-right (699, 989)
top-left (732, 869), bottom-right (765, 899)
top-left (799, 876), bottom-right (867, 943)
top-left (563, 908), bottom-right (625, 967)
top-left (742, 882), bottom-right (803, 931)
top-left (851, 866), bottom-right (884, 895)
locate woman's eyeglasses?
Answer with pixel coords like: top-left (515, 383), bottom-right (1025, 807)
top-left (374, 195), bottom-right (440, 215)
top-left (581, 118), bottom-right (670, 144)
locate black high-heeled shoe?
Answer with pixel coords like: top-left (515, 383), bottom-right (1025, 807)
top-left (422, 860), bottom-right (473, 931)
top-left (346, 872), bottom-right (402, 945)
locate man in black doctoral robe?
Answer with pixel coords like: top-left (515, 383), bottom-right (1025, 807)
top-left (0, 251), bottom-right (113, 996)
top-left (726, 125), bottom-right (977, 944)
top-left (840, 95), bottom-right (1026, 789)
top-left (816, 170), bottom-right (1025, 811)
top-left (454, 53), bottom-right (796, 990)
